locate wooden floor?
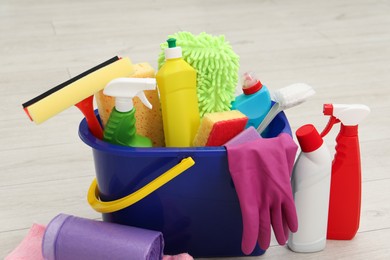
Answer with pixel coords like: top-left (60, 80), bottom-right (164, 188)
top-left (1, 0), bottom-right (390, 259)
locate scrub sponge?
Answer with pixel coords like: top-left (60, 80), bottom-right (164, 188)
top-left (193, 110), bottom-right (248, 147)
top-left (158, 31), bottom-right (240, 117)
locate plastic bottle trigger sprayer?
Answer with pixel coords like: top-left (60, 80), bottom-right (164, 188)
top-left (103, 78), bottom-right (156, 147)
top-left (320, 103), bottom-right (370, 240)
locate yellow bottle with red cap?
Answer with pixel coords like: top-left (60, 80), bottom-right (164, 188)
top-left (156, 38), bottom-right (200, 147)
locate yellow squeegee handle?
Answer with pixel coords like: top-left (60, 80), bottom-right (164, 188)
top-left (87, 157), bottom-right (195, 213)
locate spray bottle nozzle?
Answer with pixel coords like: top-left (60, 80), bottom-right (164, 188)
top-left (104, 78), bottom-right (156, 112)
top-left (320, 103), bottom-right (370, 137)
top-left (323, 104), bottom-right (333, 116)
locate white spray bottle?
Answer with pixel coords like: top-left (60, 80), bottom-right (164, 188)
top-left (103, 78), bottom-right (156, 147)
top-left (288, 124), bottom-right (332, 253)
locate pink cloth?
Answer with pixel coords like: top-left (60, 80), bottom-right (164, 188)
top-left (5, 224), bottom-right (45, 260)
top-left (225, 133), bottom-right (298, 254)
top-left (6, 223), bottom-right (193, 260)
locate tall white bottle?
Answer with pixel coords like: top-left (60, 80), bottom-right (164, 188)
top-left (288, 124), bottom-right (332, 252)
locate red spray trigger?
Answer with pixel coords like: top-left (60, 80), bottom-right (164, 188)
top-left (320, 104), bottom-right (340, 137)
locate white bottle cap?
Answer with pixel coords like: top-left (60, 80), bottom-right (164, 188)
top-left (164, 38), bottom-right (182, 60)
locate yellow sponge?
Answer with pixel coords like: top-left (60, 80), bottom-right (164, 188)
top-left (193, 110), bottom-right (248, 147)
top-left (96, 62), bottom-right (165, 147)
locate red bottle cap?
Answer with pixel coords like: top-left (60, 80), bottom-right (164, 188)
top-left (296, 124), bottom-right (324, 153)
top-left (243, 80), bottom-right (262, 95)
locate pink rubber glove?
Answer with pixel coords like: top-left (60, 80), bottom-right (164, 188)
top-left (225, 133), bottom-right (298, 254)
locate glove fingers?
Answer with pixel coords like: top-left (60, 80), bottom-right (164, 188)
top-left (241, 206), bottom-right (260, 255)
top-left (258, 207), bottom-right (271, 250)
top-left (271, 205), bottom-right (288, 245)
top-left (283, 201), bottom-right (298, 233)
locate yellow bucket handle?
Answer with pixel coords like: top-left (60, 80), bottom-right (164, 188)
top-left (87, 157), bottom-right (195, 213)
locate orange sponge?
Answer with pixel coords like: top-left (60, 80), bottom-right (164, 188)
top-left (193, 110), bottom-right (248, 147)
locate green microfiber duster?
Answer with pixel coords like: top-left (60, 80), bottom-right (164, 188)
top-left (158, 31), bottom-right (240, 117)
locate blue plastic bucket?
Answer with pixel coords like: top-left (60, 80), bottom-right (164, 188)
top-left (79, 110), bottom-right (291, 258)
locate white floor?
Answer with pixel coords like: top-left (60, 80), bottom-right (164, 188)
top-left (1, 0), bottom-right (390, 259)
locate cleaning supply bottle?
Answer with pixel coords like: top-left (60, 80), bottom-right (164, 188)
top-left (156, 38), bottom-right (200, 147)
top-left (103, 78), bottom-right (156, 147)
top-left (231, 72), bottom-right (272, 129)
top-left (320, 103), bottom-right (370, 240)
top-left (288, 124), bottom-right (332, 253)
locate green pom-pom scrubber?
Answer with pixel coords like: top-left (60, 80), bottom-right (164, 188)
top-left (158, 31), bottom-right (240, 117)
